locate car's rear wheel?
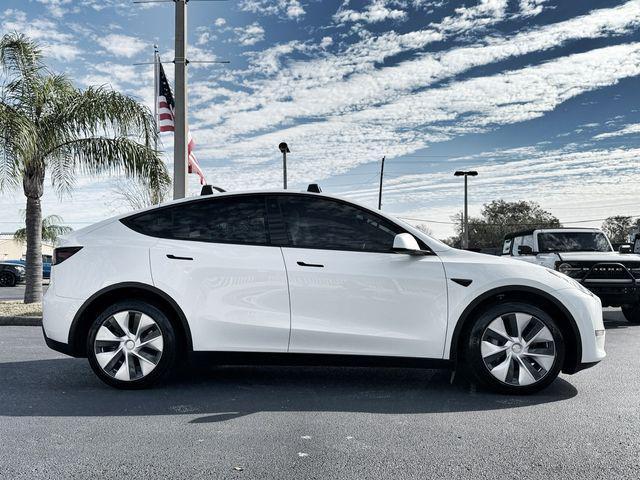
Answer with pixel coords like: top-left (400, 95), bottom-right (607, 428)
top-left (464, 302), bottom-right (565, 394)
top-left (87, 300), bottom-right (176, 389)
top-left (0, 271), bottom-right (16, 287)
top-left (621, 303), bottom-right (640, 325)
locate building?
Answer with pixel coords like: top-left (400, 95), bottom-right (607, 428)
top-left (0, 233), bottom-right (54, 262)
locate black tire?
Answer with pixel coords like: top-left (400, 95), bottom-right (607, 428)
top-left (622, 304), bottom-right (640, 325)
top-left (87, 300), bottom-right (176, 389)
top-left (463, 302), bottom-right (565, 395)
top-left (0, 271), bottom-right (16, 287)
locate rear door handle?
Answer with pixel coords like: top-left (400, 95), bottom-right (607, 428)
top-left (167, 254), bottom-right (193, 261)
top-left (297, 261), bottom-right (324, 268)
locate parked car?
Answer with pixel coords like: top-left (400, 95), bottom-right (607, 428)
top-left (5, 255), bottom-right (52, 279)
top-left (43, 190), bottom-right (605, 393)
top-left (503, 228), bottom-right (640, 323)
top-left (0, 262), bottom-right (26, 287)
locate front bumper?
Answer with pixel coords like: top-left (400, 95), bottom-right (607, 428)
top-left (555, 287), bottom-right (606, 373)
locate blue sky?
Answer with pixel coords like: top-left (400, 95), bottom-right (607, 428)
top-left (2, 0), bottom-right (640, 238)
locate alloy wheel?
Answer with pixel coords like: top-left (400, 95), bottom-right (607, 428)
top-left (93, 310), bottom-right (164, 381)
top-left (480, 312), bottom-right (556, 387)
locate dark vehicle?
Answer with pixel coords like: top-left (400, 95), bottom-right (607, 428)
top-left (5, 254), bottom-right (53, 279)
top-left (0, 262), bottom-right (26, 287)
top-left (503, 228), bottom-right (640, 324)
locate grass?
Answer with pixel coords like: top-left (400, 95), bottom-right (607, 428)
top-left (0, 301), bottom-right (42, 317)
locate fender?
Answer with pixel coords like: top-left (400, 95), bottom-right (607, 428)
top-left (448, 285), bottom-right (582, 370)
top-left (67, 281), bottom-right (193, 355)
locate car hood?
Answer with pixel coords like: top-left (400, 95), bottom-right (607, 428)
top-left (555, 252), bottom-right (640, 263)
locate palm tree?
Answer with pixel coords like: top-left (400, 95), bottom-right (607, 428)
top-left (0, 33), bottom-right (169, 303)
top-left (14, 214), bottom-right (73, 245)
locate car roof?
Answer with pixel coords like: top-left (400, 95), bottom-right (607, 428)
top-left (503, 227), bottom-right (602, 240)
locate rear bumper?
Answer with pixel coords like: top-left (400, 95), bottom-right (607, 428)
top-left (42, 326), bottom-right (78, 357)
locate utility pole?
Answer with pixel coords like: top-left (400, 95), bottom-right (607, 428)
top-left (454, 170), bottom-right (478, 249)
top-left (378, 156), bottom-right (385, 210)
top-left (279, 142), bottom-right (290, 189)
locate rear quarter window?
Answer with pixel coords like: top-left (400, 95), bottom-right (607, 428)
top-left (121, 196), bottom-right (269, 245)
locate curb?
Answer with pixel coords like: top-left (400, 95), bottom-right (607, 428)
top-left (0, 316), bottom-right (42, 326)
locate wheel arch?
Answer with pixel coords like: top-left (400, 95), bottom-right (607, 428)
top-left (67, 282), bottom-right (193, 358)
top-left (449, 286), bottom-right (582, 374)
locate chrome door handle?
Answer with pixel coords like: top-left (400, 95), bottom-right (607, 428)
top-left (297, 261), bottom-right (324, 268)
top-left (167, 254), bottom-right (193, 261)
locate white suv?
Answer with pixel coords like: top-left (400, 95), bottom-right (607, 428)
top-left (43, 190), bottom-right (605, 393)
top-left (503, 228), bottom-right (640, 324)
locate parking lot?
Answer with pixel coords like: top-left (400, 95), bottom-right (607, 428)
top-left (0, 309), bottom-right (638, 480)
top-left (0, 283), bottom-right (48, 301)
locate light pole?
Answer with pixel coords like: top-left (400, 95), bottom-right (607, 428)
top-left (173, 0), bottom-right (188, 200)
top-left (454, 170), bottom-right (478, 249)
top-left (279, 142), bottom-right (290, 189)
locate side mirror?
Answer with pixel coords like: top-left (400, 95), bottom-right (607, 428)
top-left (518, 245), bottom-right (534, 255)
top-left (619, 244), bottom-right (632, 254)
top-left (393, 233), bottom-right (425, 255)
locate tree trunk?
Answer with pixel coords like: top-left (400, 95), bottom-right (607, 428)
top-left (23, 166), bottom-right (45, 304)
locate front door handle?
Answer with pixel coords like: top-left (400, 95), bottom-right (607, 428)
top-left (297, 261), bottom-right (324, 268)
top-left (167, 254), bottom-right (193, 261)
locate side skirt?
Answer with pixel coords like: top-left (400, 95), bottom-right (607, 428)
top-left (189, 351), bottom-right (453, 370)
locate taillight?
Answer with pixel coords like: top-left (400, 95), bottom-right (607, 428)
top-left (53, 247), bottom-right (83, 265)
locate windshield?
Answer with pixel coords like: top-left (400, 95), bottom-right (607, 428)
top-left (537, 232), bottom-right (612, 252)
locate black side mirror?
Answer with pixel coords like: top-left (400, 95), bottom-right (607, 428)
top-left (518, 245), bottom-right (534, 255)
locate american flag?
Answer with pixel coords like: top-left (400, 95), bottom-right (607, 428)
top-left (157, 60), bottom-right (206, 185)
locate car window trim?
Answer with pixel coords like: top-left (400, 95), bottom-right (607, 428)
top-left (120, 192), bottom-right (434, 254)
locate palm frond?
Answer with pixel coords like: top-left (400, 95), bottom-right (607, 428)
top-left (0, 33), bottom-right (44, 80)
top-left (48, 136), bottom-right (168, 194)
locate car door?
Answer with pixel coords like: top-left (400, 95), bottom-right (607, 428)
top-left (273, 194), bottom-right (448, 359)
top-left (124, 194), bottom-right (291, 353)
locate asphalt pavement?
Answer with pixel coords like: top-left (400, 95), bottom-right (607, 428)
top-left (0, 282), bottom-right (48, 301)
top-left (0, 310), bottom-right (639, 479)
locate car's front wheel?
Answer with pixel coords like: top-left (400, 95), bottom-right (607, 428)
top-left (464, 302), bottom-right (565, 394)
top-left (621, 303), bottom-right (640, 325)
top-left (87, 300), bottom-right (176, 389)
top-left (0, 271), bottom-right (16, 287)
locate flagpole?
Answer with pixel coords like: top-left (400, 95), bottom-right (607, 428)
top-left (173, 0), bottom-right (188, 200)
top-left (153, 44), bottom-right (159, 153)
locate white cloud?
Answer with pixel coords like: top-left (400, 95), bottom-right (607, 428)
top-left (234, 22), bottom-right (265, 46)
top-left (96, 33), bottom-right (147, 58)
top-left (192, 1), bottom-right (640, 147)
top-left (320, 36), bottom-right (333, 48)
top-left (214, 17), bottom-right (227, 27)
top-left (190, 41), bottom-right (640, 192)
top-left (593, 123), bottom-right (640, 140)
top-left (0, 9), bottom-right (82, 60)
top-left (334, 0), bottom-right (407, 24)
top-left (34, 0), bottom-right (73, 18)
top-left (519, 0), bottom-right (549, 17)
top-left (240, 0), bottom-right (306, 20)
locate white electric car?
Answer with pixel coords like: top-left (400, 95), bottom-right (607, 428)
top-left (43, 189), bottom-right (606, 393)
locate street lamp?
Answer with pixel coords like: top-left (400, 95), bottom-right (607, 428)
top-left (454, 170), bottom-right (478, 249)
top-left (278, 142), bottom-right (290, 189)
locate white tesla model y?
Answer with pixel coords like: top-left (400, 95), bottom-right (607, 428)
top-left (43, 190), bottom-right (605, 393)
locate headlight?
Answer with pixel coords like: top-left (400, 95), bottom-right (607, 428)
top-left (547, 268), bottom-right (593, 296)
top-left (14, 265), bottom-right (25, 273)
